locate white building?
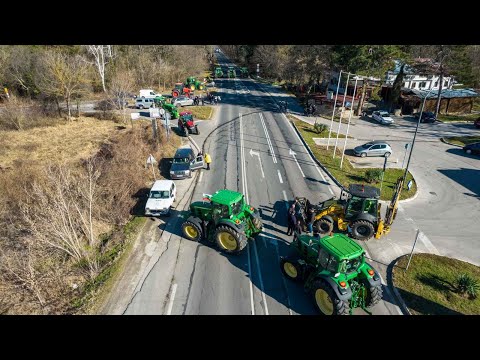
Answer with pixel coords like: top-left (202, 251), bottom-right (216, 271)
top-left (385, 60), bottom-right (454, 90)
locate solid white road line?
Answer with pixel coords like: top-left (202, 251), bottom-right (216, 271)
top-left (253, 236), bottom-right (269, 315)
top-left (283, 190), bottom-right (289, 209)
top-left (418, 231), bottom-right (440, 255)
top-left (199, 171), bottom-right (203, 183)
top-left (259, 113), bottom-right (277, 163)
top-left (277, 169), bottom-right (283, 183)
top-left (247, 243), bottom-right (255, 315)
top-left (166, 283), bottom-right (178, 315)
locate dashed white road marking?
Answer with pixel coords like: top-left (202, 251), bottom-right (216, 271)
top-left (277, 169), bottom-right (283, 183)
top-left (259, 112), bottom-right (277, 163)
top-left (198, 171), bottom-right (203, 182)
top-left (166, 283), bottom-right (178, 315)
top-left (289, 148), bottom-right (305, 178)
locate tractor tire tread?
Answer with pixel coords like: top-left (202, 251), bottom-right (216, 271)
top-left (365, 283), bottom-right (383, 308)
top-left (313, 279), bottom-right (350, 315)
top-left (350, 220), bottom-right (375, 241)
top-left (314, 217), bottom-right (334, 234)
top-left (182, 217), bottom-right (203, 242)
top-left (215, 225), bottom-right (247, 254)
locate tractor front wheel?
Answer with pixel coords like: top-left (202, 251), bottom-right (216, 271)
top-left (364, 281), bottom-right (383, 308)
top-left (215, 225), bottom-right (247, 254)
top-left (314, 217), bottom-right (334, 234)
top-left (311, 279), bottom-right (350, 316)
top-left (350, 220), bottom-right (375, 241)
top-left (182, 217), bottom-right (203, 242)
top-left (280, 257), bottom-right (302, 282)
top-left (195, 125), bottom-right (200, 135)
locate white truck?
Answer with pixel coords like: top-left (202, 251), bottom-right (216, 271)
top-left (144, 180), bottom-right (176, 217)
top-left (139, 89), bottom-right (162, 99)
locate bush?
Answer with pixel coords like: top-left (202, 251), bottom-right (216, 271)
top-left (456, 273), bottom-right (479, 299)
top-left (313, 123), bottom-right (327, 134)
top-left (365, 169), bottom-right (383, 184)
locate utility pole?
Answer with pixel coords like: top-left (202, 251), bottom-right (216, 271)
top-left (333, 72), bottom-right (350, 158)
top-left (340, 78), bottom-right (358, 169)
top-left (327, 70), bottom-right (342, 150)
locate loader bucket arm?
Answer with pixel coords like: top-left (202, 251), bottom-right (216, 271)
top-left (376, 176), bottom-right (404, 238)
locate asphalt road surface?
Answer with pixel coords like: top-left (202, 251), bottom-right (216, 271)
top-left (122, 53), bottom-right (403, 315)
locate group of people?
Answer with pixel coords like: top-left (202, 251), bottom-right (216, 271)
top-left (279, 100), bottom-right (288, 113)
top-left (304, 103), bottom-right (317, 117)
top-left (197, 151), bottom-right (212, 170)
top-left (205, 92), bottom-right (221, 105)
top-left (286, 197), bottom-right (319, 240)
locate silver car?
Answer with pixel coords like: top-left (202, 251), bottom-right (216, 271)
top-left (172, 96), bottom-right (194, 107)
top-left (372, 111), bottom-right (394, 125)
top-left (353, 141), bottom-right (392, 158)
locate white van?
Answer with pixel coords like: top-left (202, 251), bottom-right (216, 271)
top-left (145, 180), bottom-right (176, 217)
top-left (139, 89), bottom-right (162, 99)
top-left (135, 97), bottom-right (155, 109)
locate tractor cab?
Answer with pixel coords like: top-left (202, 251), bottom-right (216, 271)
top-left (342, 184), bottom-right (379, 221)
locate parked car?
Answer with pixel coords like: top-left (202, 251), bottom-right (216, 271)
top-left (172, 96), bottom-right (194, 107)
top-left (353, 141), bottom-right (393, 158)
top-left (474, 118), bottom-right (480, 129)
top-left (139, 89), bottom-right (163, 99)
top-left (144, 180), bottom-right (176, 217)
top-left (463, 142), bottom-right (480, 155)
top-left (413, 111), bottom-right (436, 123)
top-left (135, 97), bottom-right (155, 109)
top-left (372, 111), bottom-right (394, 125)
top-left (169, 147), bottom-right (204, 179)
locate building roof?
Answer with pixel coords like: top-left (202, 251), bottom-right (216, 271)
top-left (151, 180), bottom-right (174, 191)
top-left (403, 88), bottom-right (479, 99)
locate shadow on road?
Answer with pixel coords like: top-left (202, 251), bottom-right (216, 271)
top-left (438, 167), bottom-right (480, 197)
top-left (130, 187), bottom-right (150, 216)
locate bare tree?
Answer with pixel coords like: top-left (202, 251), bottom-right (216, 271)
top-left (109, 68), bottom-right (135, 123)
top-left (21, 161), bottom-right (102, 279)
top-left (84, 45), bottom-right (115, 92)
top-left (35, 51), bottom-right (90, 120)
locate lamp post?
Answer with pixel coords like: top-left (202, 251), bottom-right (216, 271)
top-left (327, 70), bottom-right (342, 150)
top-left (403, 88), bottom-right (434, 182)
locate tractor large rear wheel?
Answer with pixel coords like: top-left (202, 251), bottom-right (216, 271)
top-left (280, 257), bottom-right (302, 282)
top-left (314, 217), bottom-right (334, 234)
top-left (350, 220), bottom-right (375, 241)
top-left (311, 279), bottom-right (350, 316)
top-left (172, 90), bottom-right (180, 97)
top-left (215, 225), bottom-right (247, 254)
top-left (182, 217), bottom-right (203, 242)
top-left (364, 281), bottom-right (383, 308)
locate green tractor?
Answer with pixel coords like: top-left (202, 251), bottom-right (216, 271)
top-left (181, 189), bottom-right (263, 254)
top-left (240, 67), bottom-right (249, 78)
top-left (214, 66), bottom-right (224, 78)
top-left (228, 66), bottom-right (236, 79)
top-left (154, 96), bottom-right (179, 119)
top-left (280, 232), bottom-right (383, 315)
top-left (185, 76), bottom-right (206, 91)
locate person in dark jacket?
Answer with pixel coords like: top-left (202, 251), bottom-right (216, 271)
top-left (306, 207), bottom-right (315, 234)
top-left (286, 206), bottom-right (296, 236)
top-left (293, 219), bottom-right (303, 241)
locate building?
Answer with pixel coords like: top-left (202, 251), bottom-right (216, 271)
top-left (398, 88), bottom-right (479, 115)
top-left (385, 60), bottom-right (454, 91)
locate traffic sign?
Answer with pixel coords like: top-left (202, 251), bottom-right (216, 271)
top-left (146, 154), bottom-right (157, 165)
top-left (130, 112), bottom-right (140, 120)
top-left (407, 179), bottom-right (413, 190)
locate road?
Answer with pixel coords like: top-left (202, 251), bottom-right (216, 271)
top-left (120, 53), bottom-right (403, 315)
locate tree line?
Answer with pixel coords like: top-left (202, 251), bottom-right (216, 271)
top-left (0, 45), bottom-right (212, 123)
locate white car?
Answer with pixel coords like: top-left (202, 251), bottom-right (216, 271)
top-left (372, 111), bottom-right (394, 125)
top-left (172, 96), bottom-right (194, 107)
top-left (145, 180), bottom-right (176, 217)
top-left (139, 89), bottom-right (162, 99)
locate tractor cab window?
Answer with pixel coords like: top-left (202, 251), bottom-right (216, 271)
top-left (343, 257), bottom-right (362, 273)
top-left (231, 199), bottom-right (243, 216)
top-left (346, 197), bottom-right (363, 218)
top-left (363, 199), bottom-right (377, 216)
top-left (327, 257), bottom-right (339, 273)
top-left (212, 203), bottom-right (230, 221)
top-left (318, 249), bottom-right (330, 269)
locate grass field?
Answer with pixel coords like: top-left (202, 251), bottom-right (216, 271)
top-left (291, 118), bottom-right (416, 201)
top-left (444, 136), bottom-right (480, 146)
top-left (394, 254), bottom-right (480, 315)
top-left (187, 106), bottom-right (214, 120)
top-left (438, 113), bottom-right (478, 122)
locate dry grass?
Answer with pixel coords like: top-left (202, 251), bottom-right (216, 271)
top-left (0, 117), bottom-right (118, 169)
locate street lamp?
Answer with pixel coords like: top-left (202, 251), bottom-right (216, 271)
top-left (402, 87), bottom-right (434, 183)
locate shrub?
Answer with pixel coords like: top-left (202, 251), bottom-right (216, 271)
top-left (365, 169), bottom-right (383, 184)
top-left (456, 273), bottom-right (479, 299)
top-left (313, 123), bottom-right (327, 134)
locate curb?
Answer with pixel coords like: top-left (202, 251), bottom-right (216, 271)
top-left (388, 256), bottom-right (412, 315)
top-left (290, 120), bottom-right (345, 190)
top-left (440, 137), bottom-right (463, 148)
top-left (391, 284), bottom-right (412, 315)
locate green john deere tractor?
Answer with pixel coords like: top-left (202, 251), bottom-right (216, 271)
top-left (214, 66), bottom-right (224, 78)
top-left (181, 189), bottom-right (263, 254)
top-left (185, 76), bottom-right (206, 91)
top-left (154, 96), bottom-right (179, 119)
top-left (280, 232), bottom-right (383, 315)
top-left (240, 67), bottom-right (249, 78)
top-left (228, 66), bottom-right (236, 78)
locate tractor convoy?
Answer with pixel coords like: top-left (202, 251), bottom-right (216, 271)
top-left (175, 176), bottom-right (405, 315)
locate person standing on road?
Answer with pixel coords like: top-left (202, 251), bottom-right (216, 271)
top-left (201, 96), bottom-right (205, 106)
top-left (204, 152), bottom-right (212, 170)
top-left (306, 207), bottom-right (315, 234)
top-left (286, 206), bottom-right (296, 236)
top-left (293, 219), bottom-right (303, 240)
